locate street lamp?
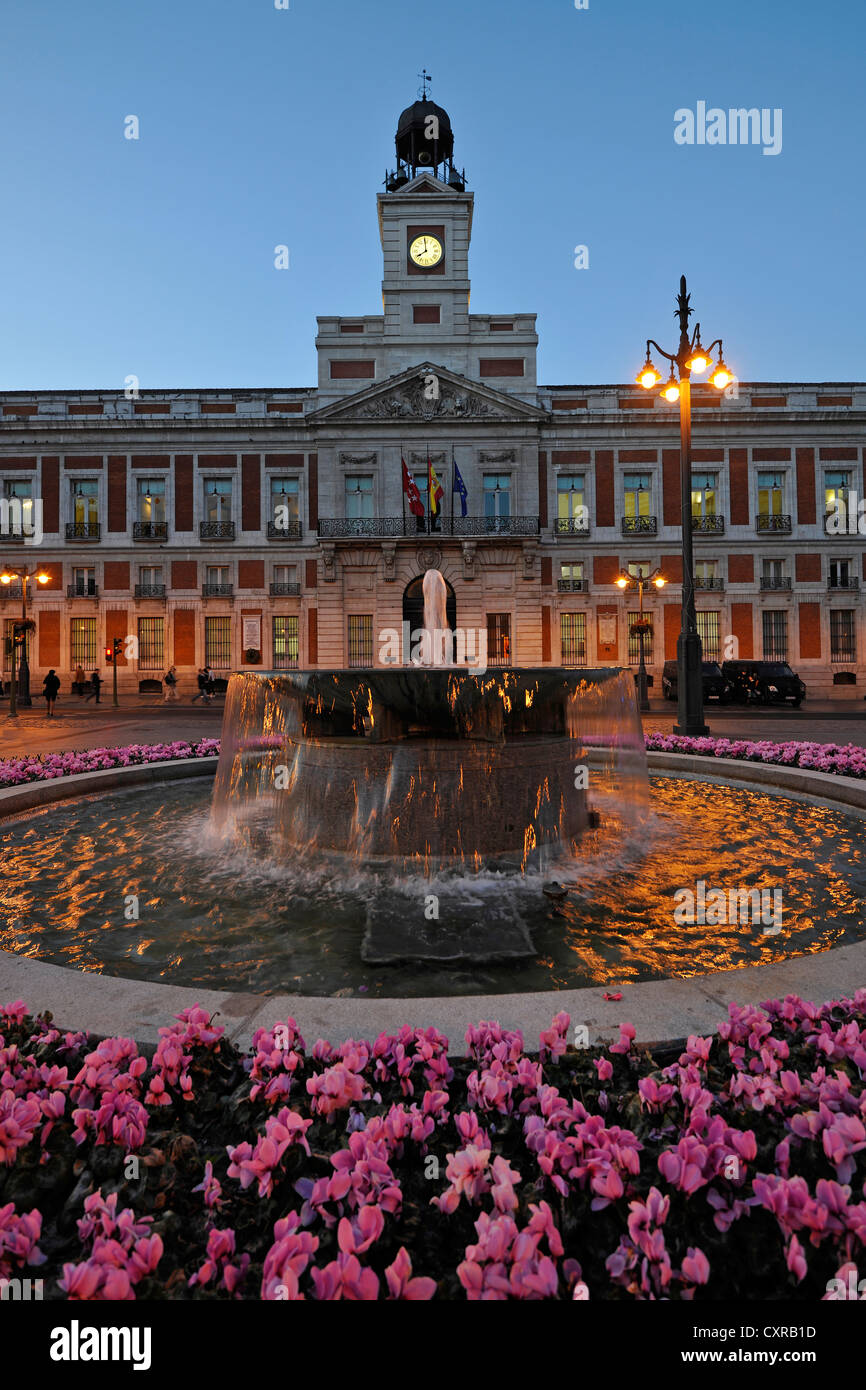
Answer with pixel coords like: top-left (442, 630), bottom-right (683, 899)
top-left (634, 275), bottom-right (732, 735)
top-left (616, 567), bottom-right (666, 713)
top-left (0, 565), bottom-right (50, 717)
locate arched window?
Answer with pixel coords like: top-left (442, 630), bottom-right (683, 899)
top-left (403, 575), bottom-right (457, 635)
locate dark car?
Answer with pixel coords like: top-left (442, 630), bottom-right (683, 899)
top-left (721, 660), bottom-right (806, 706)
top-left (662, 659), bottom-right (734, 703)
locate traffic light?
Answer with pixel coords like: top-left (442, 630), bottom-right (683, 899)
top-left (105, 646), bottom-right (114, 664)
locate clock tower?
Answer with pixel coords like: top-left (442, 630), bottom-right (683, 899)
top-left (315, 85), bottom-right (537, 403)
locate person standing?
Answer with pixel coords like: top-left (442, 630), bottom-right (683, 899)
top-left (192, 668), bottom-right (208, 704)
top-left (73, 663), bottom-right (86, 696)
top-left (163, 665), bottom-right (178, 702)
top-left (43, 668), bottom-right (60, 717)
top-left (85, 669), bottom-right (102, 704)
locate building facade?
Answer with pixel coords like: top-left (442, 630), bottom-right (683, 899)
top-left (1, 97), bottom-right (864, 698)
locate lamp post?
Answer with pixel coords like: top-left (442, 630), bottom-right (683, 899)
top-left (634, 276), bottom-right (733, 736)
top-left (617, 567), bottom-right (666, 713)
top-left (0, 565), bottom-right (50, 717)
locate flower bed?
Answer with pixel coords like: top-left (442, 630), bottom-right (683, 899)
top-left (0, 739), bottom-right (220, 789)
top-left (1, 994), bottom-right (864, 1300)
top-left (645, 733), bottom-right (866, 779)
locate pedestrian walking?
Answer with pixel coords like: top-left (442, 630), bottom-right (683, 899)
top-left (202, 665), bottom-right (214, 703)
top-left (163, 665), bottom-right (179, 702)
top-left (192, 668), bottom-right (209, 703)
top-left (85, 670), bottom-right (102, 704)
top-left (73, 664), bottom-right (86, 697)
top-left (43, 668), bottom-right (61, 717)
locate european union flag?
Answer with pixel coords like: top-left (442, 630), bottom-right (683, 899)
top-left (452, 458), bottom-right (468, 517)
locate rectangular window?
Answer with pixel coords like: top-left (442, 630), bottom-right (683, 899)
top-left (2, 619), bottom-right (32, 672)
top-left (70, 617), bottom-right (97, 667)
top-left (71, 480), bottom-right (99, 525)
top-left (623, 473), bottom-right (651, 518)
top-left (137, 477), bottom-right (166, 523)
top-left (627, 561), bottom-right (651, 579)
top-left (270, 477), bottom-right (300, 525)
top-left (696, 610), bottom-right (721, 662)
top-left (139, 565), bottom-right (163, 588)
top-left (557, 474), bottom-right (585, 521)
top-left (560, 612), bottom-right (586, 666)
top-left (203, 479), bottom-right (232, 523)
top-left (347, 614), bottom-right (373, 667)
top-left (691, 472), bottom-right (717, 517)
top-left (206, 565), bottom-right (229, 587)
top-left (205, 616), bottom-right (232, 668)
top-left (1, 479), bottom-right (34, 536)
top-left (627, 611), bottom-right (654, 665)
top-left (273, 564), bottom-right (298, 588)
top-left (71, 567), bottom-right (96, 596)
top-left (486, 612), bottom-right (512, 666)
top-left (345, 475), bottom-right (374, 520)
top-left (757, 471), bottom-right (785, 516)
top-left (137, 617), bottom-right (164, 670)
top-left (694, 561), bottom-right (719, 581)
top-left (273, 615), bottom-right (299, 670)
top-left (830, 610), bottom-right (856, 663)
top-left (829, 559), bottom-right (852, 589)
top-left (762, 610), bottom-right (788, 660)
top-left (825, 470), bottom-right (851, 521)
top-left (762, 558), bottom-right (785, 584)
top-left (483, 474), bottom-right (511, 529)
top-left (559, 562), bottom-right (584, 592)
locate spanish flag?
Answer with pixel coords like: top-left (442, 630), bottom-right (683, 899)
top-left (428, 455), bottom-right (444, 515)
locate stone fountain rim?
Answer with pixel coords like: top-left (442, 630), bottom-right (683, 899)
top-left (1, 752), bottom-right (865, 1052)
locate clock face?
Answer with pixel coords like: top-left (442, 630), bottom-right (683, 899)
top-left (409, 234), bottom-right (443, 268)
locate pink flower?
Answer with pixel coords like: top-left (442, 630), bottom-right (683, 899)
top-left (385, 1247), bottom-right (436, 1300)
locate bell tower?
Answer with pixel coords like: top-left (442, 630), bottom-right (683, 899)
top-left (377, 78), bottom-right (474, 362)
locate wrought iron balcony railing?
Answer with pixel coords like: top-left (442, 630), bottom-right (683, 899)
top-left (756, 514), bottom-right (792, 533)
top-left (621, 516), bottom-right (658, 536)
top-left (317, 516), bottom-right (540, 539)
top-left (691, 514), bottom-right (725, 534)
top-left (134, 584), bottom-right (166, 598)
top-left (759, 576), bottom-right (792, 590)
top-left (694, 576), bottom-right (725, 590)
top-left (65, 521), bottom-right (101, 540)
top-left (828, 577), bottom-right (860, 591)
top-left (554, 517), bottom-right (590, 537)
top-left (0, 528), bottom-right (26, 543)
top-left (133, 521), bottom-right (168, 541)
top-left (200, 521), bottom-right (235, 540)
top-left (0, 584), bottom-right (24, 600)
top-left (270, 582), bottom-right (301, 596)
top-left (67, 584), bottom-right (99, 599)
top-left (557, 578), bottom-right (587, 592)
top-left (202, 583), bottom-right (233, 598)
top-left (267, 519), bottom-right (302, 540)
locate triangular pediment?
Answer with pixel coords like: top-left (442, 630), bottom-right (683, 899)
top-left (392, 173), bottom-right (453, 196)
top-left (307, 363), bottom-right (547, 425)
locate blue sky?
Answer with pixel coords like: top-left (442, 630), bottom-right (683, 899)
top-left (1, 0), bottom-right (863, 389)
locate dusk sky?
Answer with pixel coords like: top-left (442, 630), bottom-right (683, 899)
top-left (2, 0), bottom-right (863, 390)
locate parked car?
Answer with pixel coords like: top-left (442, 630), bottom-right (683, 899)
top-left (662, 659), bottom-right (734, 703)
top-left (721, 660), bottom-right (806, 706)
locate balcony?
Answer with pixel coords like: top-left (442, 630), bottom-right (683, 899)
top-left (267, 519), bottom-right (302, 540)
top-left (554, 517), bottom-right (590, 538)
top-left (0, 527), bottom-right (26, 544)
top-left (759, 576), bottom-right (792, 591)
top-left (134, 584), bottom-right (166, 599)
top-left (65, 521), bottom-right (101, 541)
top-left (200, 521), bottom-right (235, 541)
top-left (67, 584), bottom-right (99, 599)
top-left (557, 578), bottom-right (588, 593)
top-left (756, 514), bottom-right (792, 534)
top-left (202, 583), bottom-right (233, 599)
top-left (828, 577), bottom-right (860, 592)
top-left (270, 582), bottom-right (301, 596)
top-left (133, 521), bottom-right (168, 541)
top-left (694, 576), bottom-right (725, 591)
top-left (317, 516), bottom-right (540, 539)
top-left (0, 583), bottom-right (24, 600)
top-left (621, 516), bottom-right (658, 536)
top-left (691, 515), bottom-right (725, 534)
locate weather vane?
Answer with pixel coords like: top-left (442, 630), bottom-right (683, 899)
top-left (418, 68), bottom-right (431, 99)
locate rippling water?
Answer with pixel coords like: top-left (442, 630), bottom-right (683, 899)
top-left (0, 776), bottom-right (864, 997)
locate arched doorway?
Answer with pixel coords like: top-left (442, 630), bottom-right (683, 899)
top-left (403, 574), bottom-right (457, 635)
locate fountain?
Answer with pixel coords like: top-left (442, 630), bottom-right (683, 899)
top-left (210, 570), bottom-right (649, 961)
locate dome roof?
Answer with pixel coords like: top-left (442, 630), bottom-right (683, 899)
top-left (395, 98), bottom-right (454, 168)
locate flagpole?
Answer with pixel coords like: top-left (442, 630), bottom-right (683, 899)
top-left (401, 444), bottom-right (406, 536)
top-left (451, 446), bottom-right (455, 530)
top-left (427, 441), bottom-right (431, 536)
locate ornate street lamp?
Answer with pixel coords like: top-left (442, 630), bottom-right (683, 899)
top-left (634, 276), bottom-right (732, 735)
top-left (616, 567), bottom-right (666, 713)
top-left (0, 565), bottom-right (50, 717)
